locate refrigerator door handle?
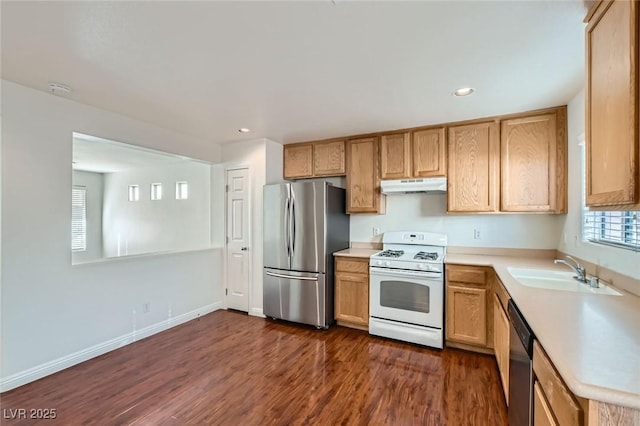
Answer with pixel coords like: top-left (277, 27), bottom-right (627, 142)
top-left (290, 193), bottom-right (296, 256)
top-left (265, 271), bottom-right (319, 281)
top-left (284, 196), bottom-right (291, 257)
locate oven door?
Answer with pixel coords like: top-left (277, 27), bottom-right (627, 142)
top-left (369, 267), bottom-right (443, 329)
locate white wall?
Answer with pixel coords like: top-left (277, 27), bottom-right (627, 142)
top-left (558, 89), bottom-right (640, 280)
top-left (265, 139), bottom-right (284, 185)
top-left (210, 164), bottom-right (226, 247)
top-left (102, 162), bottom-right (211, 257)
top-left (1, 80), bottom-right (224, 390)
top-left (350, 194), bottom-right (565, 248)
top-left (72, 170), bottom-right (104, 263)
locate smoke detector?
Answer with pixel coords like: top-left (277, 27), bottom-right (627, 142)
top-left (48, 82), bottom-right (72, 96)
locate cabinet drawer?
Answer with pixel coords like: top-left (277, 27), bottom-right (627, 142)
top-left (533, 341), bottom-right (583, 426)
top-left (335, 257), bottom-right (369, 274)
top-left (446, 265), bottom-right (487, 286)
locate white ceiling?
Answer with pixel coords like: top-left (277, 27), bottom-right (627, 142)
top-left (2, 1), bottom-right (587, 145)
top-left (73, 133), bottom-right (188, 173)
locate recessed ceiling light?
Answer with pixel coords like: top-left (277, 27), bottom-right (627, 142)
top-left (238, 128), bottom-right (251, 133)
top-left (48, 82), bottom-right (72, 96)
top-left (453, 87), bottom-right (475, 97)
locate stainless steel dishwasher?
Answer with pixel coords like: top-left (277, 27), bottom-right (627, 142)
top-left (508, 299), bottom-right (534, 426)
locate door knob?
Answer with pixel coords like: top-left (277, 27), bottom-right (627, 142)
top-left (241, 247), bottom-right (248, 251)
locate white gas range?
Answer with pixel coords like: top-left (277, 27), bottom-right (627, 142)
top-left (369, 231), bottom-right (447, 349)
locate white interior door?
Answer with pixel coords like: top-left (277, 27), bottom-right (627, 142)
top-left (226, 168), bottom-right (250, 312)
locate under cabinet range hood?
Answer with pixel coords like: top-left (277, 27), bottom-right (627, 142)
top-left (380, 177), bottom-right (447, 194)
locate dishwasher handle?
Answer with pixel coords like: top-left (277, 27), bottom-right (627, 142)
top-left (508, 299), bottom-right (534, 357)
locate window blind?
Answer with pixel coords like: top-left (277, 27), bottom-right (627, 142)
top-left (583, 210), bottom-right (639, 251)
top-left (72, 186), bottom-right (87, 252)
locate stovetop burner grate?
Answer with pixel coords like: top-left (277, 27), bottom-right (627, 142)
top-left (414, 251), bottom-right (439, 261)
top-left (377, 250), bottom-right (405, 258)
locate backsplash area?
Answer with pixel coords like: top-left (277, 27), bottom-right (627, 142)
top-left (350, 193), bottom-right (565, 249)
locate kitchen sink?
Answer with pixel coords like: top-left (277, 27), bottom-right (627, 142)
top-left (507, 267), bottom-right (622, 296)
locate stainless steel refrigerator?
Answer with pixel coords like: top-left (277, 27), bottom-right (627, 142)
top-left (263, 181), bottom-right (349, 329)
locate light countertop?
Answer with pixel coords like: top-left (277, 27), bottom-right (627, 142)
top-left (446, 254), bottom-right (640, 409)
top-left (333, 248), bottom-right (380, 258)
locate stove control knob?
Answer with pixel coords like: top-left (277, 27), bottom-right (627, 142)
top-left (376, 260), bottom-right (382, 266)
top-left (418, 264), bottom-right (426, 270)
top-left (384, 261), bottom-right (391, 267)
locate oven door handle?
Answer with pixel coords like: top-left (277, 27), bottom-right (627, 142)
top-left (369, 267), bottom-right (440, 280)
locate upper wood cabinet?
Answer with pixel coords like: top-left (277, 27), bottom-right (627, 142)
top-left (314, 140), bottom-right (345, 176)
top-left (447, 122), bottom-right (500, 213)
top-left (413, 128), bottom-right (447, 177)
top-left (346, 137), bottom-right (386, 214)
top-left (283, 140), bottom-right (346, 180)
top-left (585, 0), bottom-right (639, 207)
top-left (380, 132), bottom-right (411, 179)
top-left (284, 106), bottom-right (567, 215)
top-left (501, 110), bottom-right (567, 213)
top-left (284, 143), bottom-right (313, 179)
top-left (380, 128), bottom-right (446, 179)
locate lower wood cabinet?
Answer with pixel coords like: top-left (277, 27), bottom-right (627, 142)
top-left (493, 292), bottom-right (510, 404)
top-left (534, 381), bottom-right (559, 426)
top-left (446, 285), bottom-right (487, 345)
top-left (445, 264), bottom-right (493, 349)
top-left (335, 257), bottom-right (369, 329)
top-left (533, 340), bottom-right (586, 426)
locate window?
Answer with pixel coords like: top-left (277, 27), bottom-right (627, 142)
top-left (584, 210), bottom-right (639, 251)
top-left (150, 183), bottom-right (162, 200)
top-left (128, 184), bottom-right (139, 202)
top-left (72, 186), bottom-right (87, 252)
top-left (176, 181), bottom-right (188, 200)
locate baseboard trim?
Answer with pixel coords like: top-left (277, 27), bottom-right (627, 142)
top-left (249, 307), bottom-right (265, 318)
top-left (0, 302), bottom-right (223, 392)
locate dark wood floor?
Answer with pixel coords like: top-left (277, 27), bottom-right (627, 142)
top-left (0, 310), bottom-right (507, 425)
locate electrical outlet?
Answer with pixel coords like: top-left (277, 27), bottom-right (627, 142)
top-left (473, 229), bottom-right (481, 240)
top-left (143, 302), bottom-right (150, 313)
top-left (373, 227), bottom-right (381, 236)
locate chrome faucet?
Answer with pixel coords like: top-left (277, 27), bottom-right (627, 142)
top-left (554, 255), bottom-right (588, 284)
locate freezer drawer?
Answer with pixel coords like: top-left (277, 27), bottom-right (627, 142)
top-left (263, 268), bottom-right (328, 328)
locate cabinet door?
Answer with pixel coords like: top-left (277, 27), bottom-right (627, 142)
top-left (284, 144), bottom-right (313, 179)
top-left (534, 381), bottom-right (559, 426)
top-left (445, 285), bottom-right (487, 346)
top-left (380, 132), bottom-right (411, 179)
top-left (586, 0), bottom-right (639, 206)
top-left (314, 140), bottom-right (345, 176)
top-left (533, 341), bottom-right (584, 426)
top-left (501, 113), bottom-right (564, 212)
top-left (346, 137), bottom-right (385, 214)
top-left (335, 272), bottom-right (369, 326)
top-left (447, 122), bottom-right (499, 212)
top-left (493, 294), bottom-right (510, 404)
top-left (413, 128), bottom-right (446, 177)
